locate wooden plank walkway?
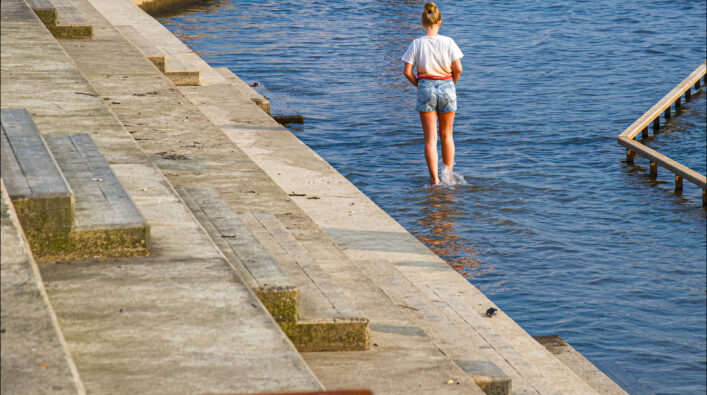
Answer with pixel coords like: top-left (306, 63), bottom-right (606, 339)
top-left (617, 61), bottom-right (706, 206)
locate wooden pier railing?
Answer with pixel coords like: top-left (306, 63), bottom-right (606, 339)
top-left (617, 61), bottom-right (706, 207)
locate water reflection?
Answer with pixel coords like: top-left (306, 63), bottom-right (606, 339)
top-left (415, 186), bottom-right (486, 280)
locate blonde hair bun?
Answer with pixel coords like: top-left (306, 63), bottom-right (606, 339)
top-left (422, 2), bottom-right (441, 26)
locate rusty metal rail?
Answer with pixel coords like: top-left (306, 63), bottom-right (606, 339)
top-left (617, 61), bottom-right (706, 206)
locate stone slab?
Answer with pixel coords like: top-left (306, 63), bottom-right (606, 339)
top-left (115, 24), bottom-right (165, 71)
top-left (178, 186), bottom-right (291, 289)
top-left (534, 335), bottom-right (628, 395)
top-left (0, 181), bottom-right (84, 395)
top-left (455, 360), bottom-right (511, 395)
top-left (1, 108), bottom-right (73, 200)
top-left (241, 211), bottom-right (369, 352)
top-left (177, 186), bottom-right (298, 323)
top-left (1, 108), bottom-right (76, 259)
top-left (88, 0), bottom-right (227, 85)
top-left (215, 67), bottom-right (270, 114)
top-left (242, 211), bottom-right (365, 322)
top-left (50, 0), bottom-right (93, 39)
top-left (39, 255), bottom-right (322, 394)
top-left (43, 134), bottom-right (147, 230)
top-left (23, 0), bottom-right (56, 24)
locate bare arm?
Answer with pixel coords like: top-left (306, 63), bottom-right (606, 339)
top-left (403, 63), bottom-right (418, 87)
top-left (451, 59), bottom-right (462, 84)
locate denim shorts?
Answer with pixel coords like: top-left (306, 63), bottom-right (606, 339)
top-left (416, 79), bottom-right (457, 113)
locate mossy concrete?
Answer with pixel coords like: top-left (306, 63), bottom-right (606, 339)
top-left (254, 286), bottom-right (299, 323)
top-left (48, 24), bottom-right (93, 39)
top-left (280, 319), bottom-right (370, 353)
top-left (454, 360), bottom-right (511, 395)
top-left (10, 185), bottom-right (149, 262)
top-left (11, 195), bottom-right (75, 259)
top-left (164, 69), bottom-right (200, 86)
top-left (66, 225), bottom-right (150, 259)
top-left (32, 8), bottom-right (57, 26)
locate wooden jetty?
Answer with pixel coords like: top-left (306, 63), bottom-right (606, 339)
top-left (617, 61), bottom-right (706, 206)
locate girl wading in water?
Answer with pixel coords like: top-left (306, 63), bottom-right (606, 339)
top-left (402, 2), bottom-right (463, 185)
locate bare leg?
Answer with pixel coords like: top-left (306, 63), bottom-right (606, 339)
top-left (420, 111), bottom-right (439, 184)
top-left (438, 111), bottom-right (455, 172)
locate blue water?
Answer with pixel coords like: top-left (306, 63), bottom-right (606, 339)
top-left (158, 1), bottom-right (707, 393)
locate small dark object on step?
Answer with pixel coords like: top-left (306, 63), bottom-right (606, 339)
top-left (273, 115), bottom-right (304, 125)
top-left (485, 307), bottom-right (498, 317)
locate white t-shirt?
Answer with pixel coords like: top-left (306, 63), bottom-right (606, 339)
top-left (401, 35), bottom-right (463, 78)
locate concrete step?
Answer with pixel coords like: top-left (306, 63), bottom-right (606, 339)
top-left (534, 336), bottom-right (628, 395)
top-left (1, 108), bottom-right (149, 260)
top-left (178, 186), bottom-right (298, 323)
top-left (178, 186), bottom-right (369, 352)
top-left (114, 23), bottom-right (199, 86)
top-left (25, 0), bottom-right (57, 25)
top-left (1, 181), bottom-right (84, 394)
top-left (115, 24), bottom-right (165, 72)
top-left (1, 108), bottom-right (75, 258)
top-left (27, 0), bottom-right (93, 39)
top-left (241, 211), bottom-right (369, 352)
top-left (44, 134), bottom-right (150, 259)
top-left (214, 67), bottom-right (270, 114)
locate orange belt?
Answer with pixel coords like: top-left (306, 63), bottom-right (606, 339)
top-left (418, 75), bottom-right (453, 81)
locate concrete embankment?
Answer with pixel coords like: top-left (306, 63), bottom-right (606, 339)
top-left (1, 0), bottom-right (627, 393)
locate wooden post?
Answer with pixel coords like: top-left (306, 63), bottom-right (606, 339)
top-left (626, 148), bottom-right (635, 164)
top-left (695, 80), bottom-right (701, 90)
top-left (703, 189), bottom-right (706, 207)
top-left (649, 161), bottom-right (657, 177)
top-left (675, 175), bottom-right (683, 193)
top-left (652, 118), bottom-right (660, 134)
top-left (641, 127), bottom-right (649, 138)
top-left (685, 88), bottom-right (692, 102)
top-left (675, 97), bottom-right (682, 114)
top-left (663, 107), bottom-right (671, 120)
